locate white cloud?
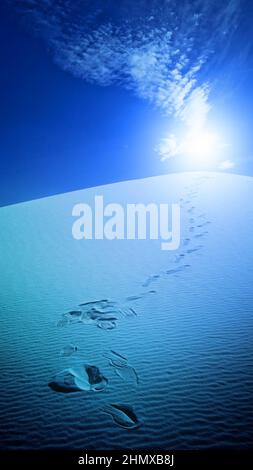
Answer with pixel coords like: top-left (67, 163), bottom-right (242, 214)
top-left (219, 159), bottom-right (235, 170)
top-left (179, 86), bottom-right (211, 130)
top-left (6, 0), bottom-right (241, 153)
top-left (155, 135), bottom-right (179, 162)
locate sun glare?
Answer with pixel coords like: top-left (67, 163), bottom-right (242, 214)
top-left (158, 123), bottom-right (229, 169)
top-left (183, 129), bottom-right (220, 163)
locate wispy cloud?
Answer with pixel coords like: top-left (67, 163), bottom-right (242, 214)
top-left (155, 135), bottom-right (179, 162)
top-left (219, 159), bottom-right (235, 170)
top-left (5, 0), bottom-right (241, 150)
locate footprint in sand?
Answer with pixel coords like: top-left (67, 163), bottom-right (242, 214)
top-left (194, 231), bottom-right (208, 239)
top-left (60, 344), bottom-right (78, 357)
top-left (174, 253), bottom-right (186, 263)
top-left (102, 404), bottom-right (140, 429)
top-left (186, 245), bottom-right (203, 254)
top-left (166, 264), bottom-right (191, 275)
top-left (104, 350), bottom-right (139, 386)
top-left (104, 350), bottom-right (128, 368)
top-left (48, 365), bottom-right (108, 393)
top-left (142, 274), bottom-right (160, 288)
top-left (115, 366), bottom-right (139, 385)
top-left (97, 317), bottom-right (118, 330)
top-left (125, 291), bottom-right (156, 302)
top-left (57, 299), bottom-right (137, 330)
top-left (125, 295), bottom-right (143, 302)
top-left (197, 221), bottom-right (211, 228)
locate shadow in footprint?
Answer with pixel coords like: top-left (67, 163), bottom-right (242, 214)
top-left (58, 299), bottom-right (137, 330)
top-left (48, 365), bottom-right (108, 393)
top-left (102, 404), bottom-right (140, 429)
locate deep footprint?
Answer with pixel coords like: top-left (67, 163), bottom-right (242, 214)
top-left (197, 221), bottom-right (211, 228)
top-left (103, 404), bottom-right (140, 429)
top-left (48, 365), bottom-right (108, 393)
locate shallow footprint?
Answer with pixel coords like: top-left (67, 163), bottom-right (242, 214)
top-left (166, 264), bottom-right (190, 275)
top-left (104, 350), bottom-right (128, 368)
top-left (125, 290), bottom-right (156, 302)
top-left (57, 310), bottom-right (83, 327)
top-left (125, 295), bottom-right (143, 302)
top-left (80, 299), bottom-right (136, 325)
top-left (197, 221), bottom-right (211, 228)
top-left (58, 296), bottom-right (139, 332)
top-left (97, 319), bottom-right (117, 330)
top-left (186, 245), bottom-right (203, 254)
top-left (142, 274), bottom-right (160, 287)
top-left (103, 404), bottom-right (140, 429)
top-left (174, 253), bottom-right (185, 263)
top-left (60, 344), bottom-right (78, 357)
top-left (194, 231), bottom-right (208, 239)
top-left (115, 366), bottom-right (139, 386)
top-left (57, 316), bottom-right (69, 327)
top-left (105, 350), bottom-right (139, 386)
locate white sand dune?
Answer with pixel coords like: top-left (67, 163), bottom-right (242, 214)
top-left (0, 172), bottom-right (253, 449)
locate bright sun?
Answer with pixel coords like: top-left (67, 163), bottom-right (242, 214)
top-left (182, 129), bottom-right (220, 163)
top-left (158, 126), bottom-right (226, 168)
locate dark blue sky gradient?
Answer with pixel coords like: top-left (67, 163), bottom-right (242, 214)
top-left (0, 2), bottom-right (253, 206)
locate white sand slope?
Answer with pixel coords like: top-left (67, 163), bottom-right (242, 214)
top-left (0, 172), bottom-right (253, 449)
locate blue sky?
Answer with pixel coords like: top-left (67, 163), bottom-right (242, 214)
top-left (1, 0), bottom-right (253, 206)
